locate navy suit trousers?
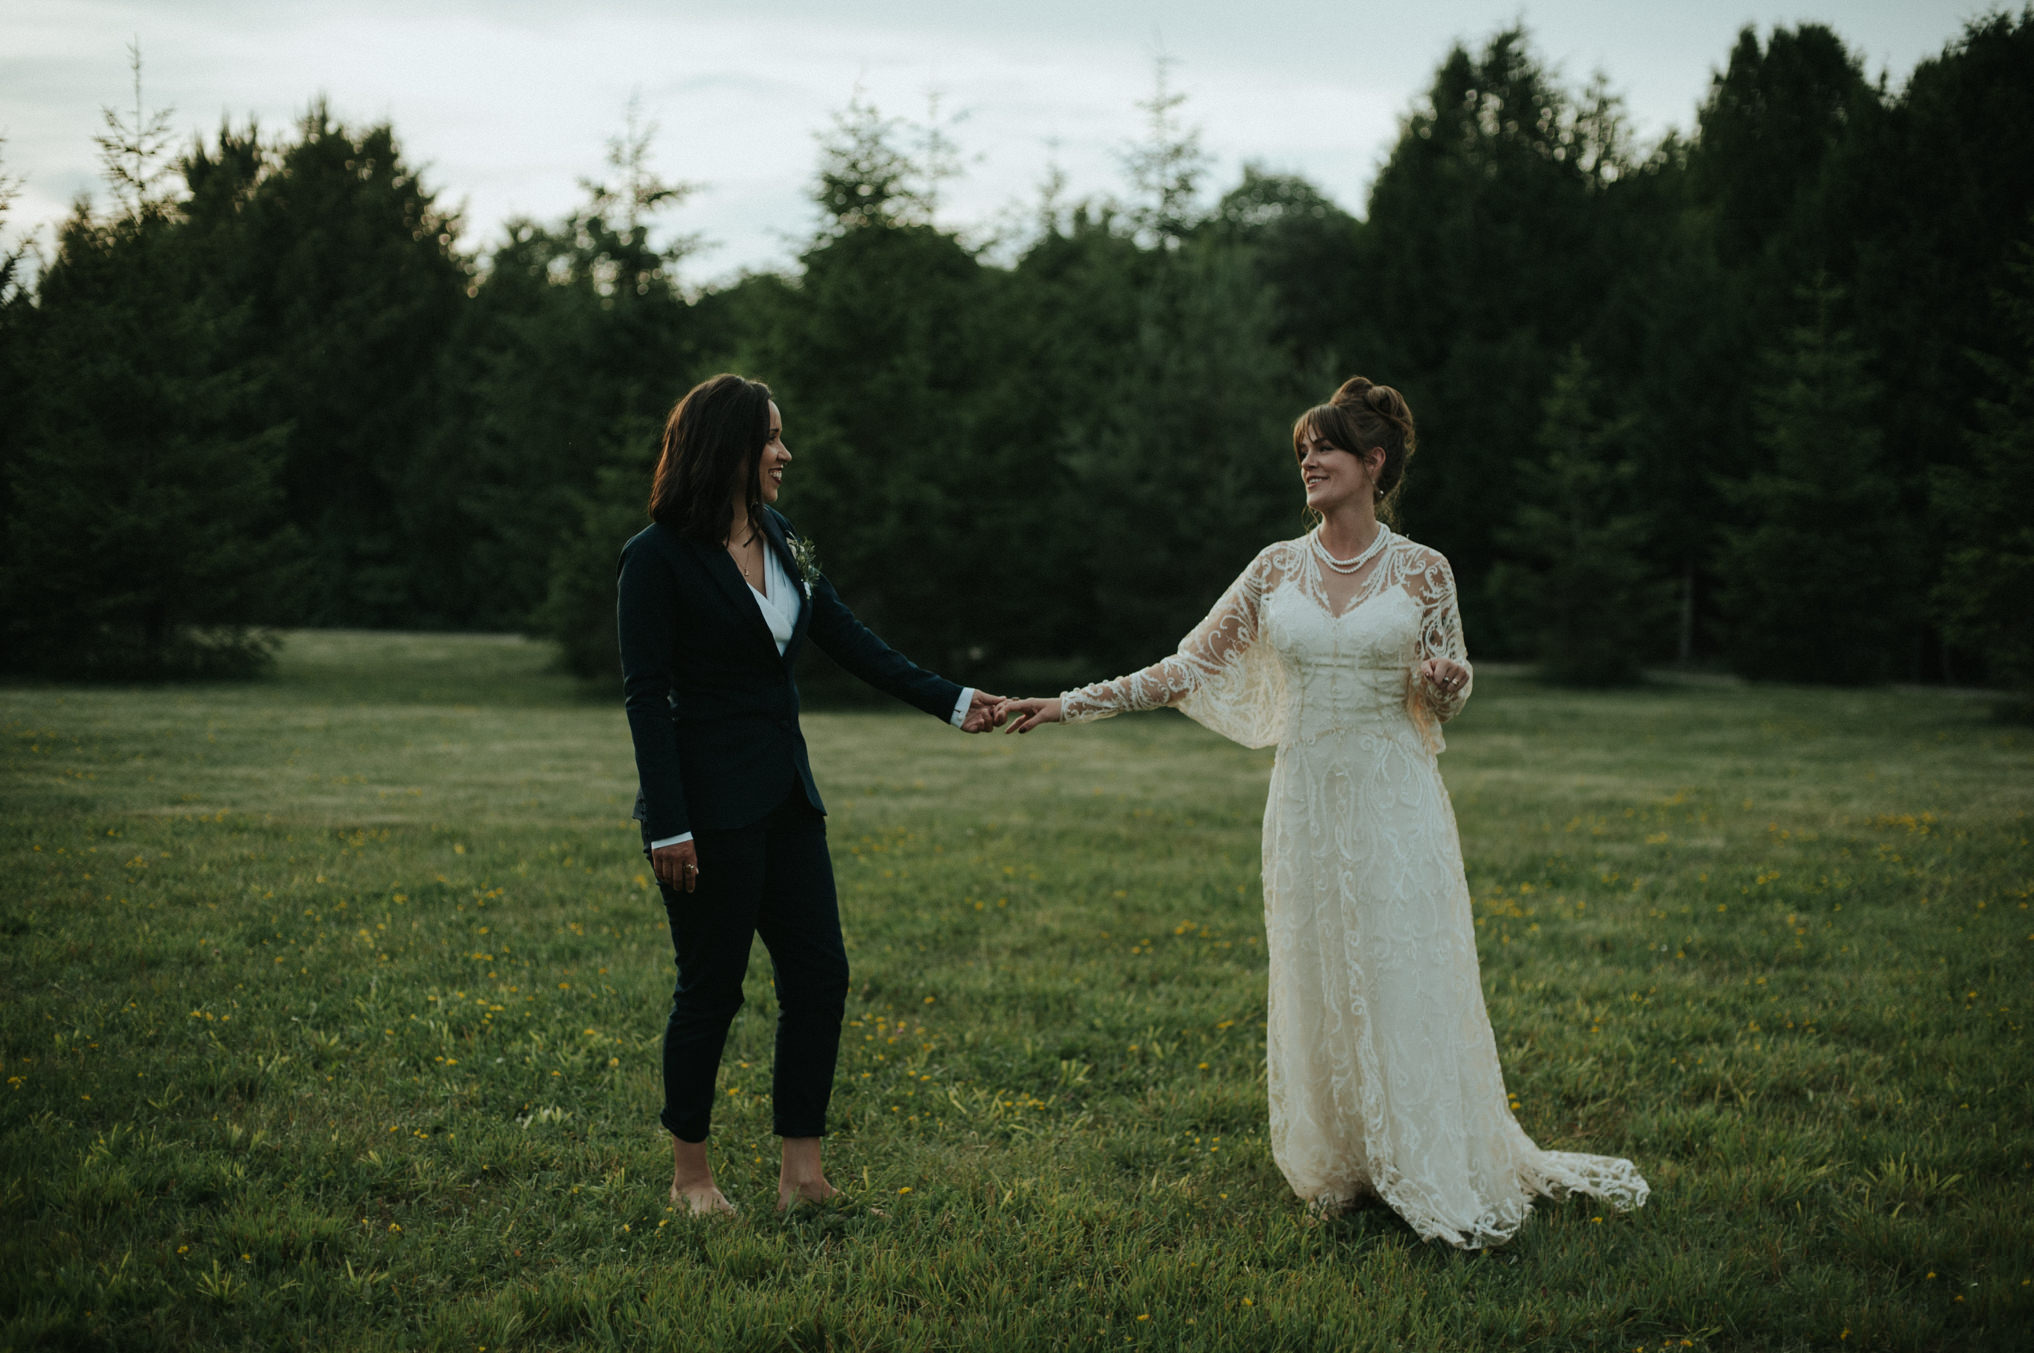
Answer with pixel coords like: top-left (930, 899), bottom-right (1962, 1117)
top-left (645, 791), bottom-right (848, 1142)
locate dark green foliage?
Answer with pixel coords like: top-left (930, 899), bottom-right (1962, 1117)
top-left (759, 220), bottom-right (994, 670)
top-left (1581, 146), bottom-right (1736, 664)
top-left (0, 141), bottom-right (27, 652)
top-left (538, 463), bottom-right (651, 682)
top-left (812, 91), bottom-right (933, 234)
top-left (1209, 166), bottom-right (1363, 366)
top-left (1, 66), bottom-right (297, 680)
top-left (1491, 349), bottom-right (1672, 685)
top-left (1824, 13), bottom-right (2034, 678)
top-left (1061, 241), bottom-right (1305, 671)
top-left (1933, 239), bottom-right (2034, 698)
top-left (11, 19), bottom-right (2034, 689)
top-left (1689, 24), bottom-right (1871, 273)
top-left (1356, 29), bottom-right (1638, 642)
top-left (1121, 56), bottom-right (1210, 248)
top-left (1, 202), bottom-right (296, 678)
top-left (215, 106), bottom-right (468, 626)
top-left (1717, 281), bottom-right (1908, 683)
top-left (418, 140), bottom-right (699, 632)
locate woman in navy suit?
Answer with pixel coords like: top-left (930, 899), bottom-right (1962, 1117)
top-left (618, 373), bottom-right (1000, 1214)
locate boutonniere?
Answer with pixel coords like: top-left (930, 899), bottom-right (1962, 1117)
top-left (787, 534), bottom-right (822, 597)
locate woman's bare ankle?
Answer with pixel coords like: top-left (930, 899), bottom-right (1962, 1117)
top-left (776, 1136), bottom-right (840, 1209)
top-left (671, 1135), bottom-right (737, 1215)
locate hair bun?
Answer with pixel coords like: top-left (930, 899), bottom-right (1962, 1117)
top-left (1334, 376), bottom-right (1414, 449)
top-left (1331, 376), bottom-right (1375, 406)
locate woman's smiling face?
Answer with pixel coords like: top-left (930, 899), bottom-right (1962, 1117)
top-left (1296, 420), bottom-right (1378, 514)
top-left (758, 401), bottom-right (791, 505)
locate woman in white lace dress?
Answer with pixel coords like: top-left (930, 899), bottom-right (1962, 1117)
top-left (996, 377), bottom-right (1648, 1247)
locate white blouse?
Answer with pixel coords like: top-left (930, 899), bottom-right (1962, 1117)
top-left (750, 542), bottom-right (800, 654)
top-left (649, 548), bottom-right (973, 849)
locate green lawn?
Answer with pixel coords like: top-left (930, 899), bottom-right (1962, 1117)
top-left (2, 631), bottom-right (2030, 1351)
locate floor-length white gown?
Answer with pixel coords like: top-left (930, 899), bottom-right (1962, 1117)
top-left (1060, 527), bottom-right (1649, 1247)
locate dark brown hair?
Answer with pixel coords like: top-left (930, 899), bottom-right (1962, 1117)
top-left (649, 374), bottom-right (774, 543)
top-left (1292, 376), bottom-right (1417, 526)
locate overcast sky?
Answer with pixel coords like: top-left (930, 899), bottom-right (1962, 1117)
top-left (0, 0), bottom-right (1990, 282)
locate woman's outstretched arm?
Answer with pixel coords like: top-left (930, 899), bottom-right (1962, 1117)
top-left (1001, 547), bottom-right (1279, 733)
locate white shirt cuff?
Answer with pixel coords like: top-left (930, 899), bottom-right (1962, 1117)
top-left (949, 687), bottom-right (975, 728)
top-left (649, 832), bottom-right (693, 849)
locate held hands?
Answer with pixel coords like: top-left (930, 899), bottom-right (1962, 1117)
top-left (651, 840), bottom-right (701, 894)
top-left (994, 696), bottom-right (1062, 733)
top-left (961, 689), bottom-right (1009, 734)
top-left (956, 690), bottom-right (1062, 733)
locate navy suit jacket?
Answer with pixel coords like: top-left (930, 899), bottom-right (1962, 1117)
top-left (617, 507), bottom-right (962, 841)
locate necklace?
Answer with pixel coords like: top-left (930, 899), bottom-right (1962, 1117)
top-left (730, 533), bottom-right (760, 582)
top-left (1311, 522), bottom-right (1390, 575)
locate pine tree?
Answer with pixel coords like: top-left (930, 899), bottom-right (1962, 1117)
top-left (1063, 239), bottom-right (1304, 670)
top-left (1491, 348), bottom-right (1671, 684)
top-left (1121, 54), bottom-right (1210, 249)
top-left (1716, 278), bottom-right (1907, 682)
top-left (1358, 28), bottom-right (1639, 643)
top-left (428, 101), bottom-right (699, 634)
top-left (187, 103), bottom-right (468, 626)
top-left (536, 454), bottom-right (659, 681)
top-left (812, 89), bottom-right (932, 235)
top-left (0, 51), bottom-right (297, 678)
top-left (1932, 237), bottom-right (2034, 702)
top-left (0, 139), bottom-right (30, 652)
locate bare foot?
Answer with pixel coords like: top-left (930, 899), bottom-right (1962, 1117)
top-left (776, 1135), bottom-right (842, 1212)
top-left (671, 1135), bottom-right (736, 1217)
top-left (671, 1180), bottom-right (739, 1217)
top-left (776, 1176), bottom-right (842, 1212)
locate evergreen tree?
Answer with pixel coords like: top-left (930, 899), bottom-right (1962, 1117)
top-left (537, 457), bottom-right (658, 680)
top-left (0, 56), bottom-right (296, 678)
top-left (1121, 55), bottom-right (1210, 248)
top-left (1209, 166), bottom-right (1363, 367)
top-left (1689, 25), bottom-right (1872, 274)
top-left (182, 104), bottom-right (469, 626)
top-left (1932, 237), bottom-right (2034, 700)
top-left (974, 208), bottom-right (1149, 665)
top-left (0, 140), bottom-right (31, 652)
top-left (1588, 142), bottom-right (1739, 664)
top-left (1716, 279), bottom-right (1907, 682)
top-left (430, 102), bottom-right (699, 635)
top-left (1490, 348), bottom-right (1671, 684)
top-left (1359, 29), bottom-right (1638, 647)
top-left (749, 93), bottom-right (997, 674)
top-left (1064, 239), bottom-right (1305, 671)
top-left (1820, 13), bottom-right (2034, 675)
top-left (812, 89), bottom-right (934, 236)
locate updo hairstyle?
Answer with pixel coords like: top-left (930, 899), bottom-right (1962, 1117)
top-left (1292, 376), bottom-right (1417, 525)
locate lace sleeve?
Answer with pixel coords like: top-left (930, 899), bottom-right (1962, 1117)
top-left (1060, 545), bottom-right (1290, 749)
top-left (1405, 547), bottom-right (1472, 754)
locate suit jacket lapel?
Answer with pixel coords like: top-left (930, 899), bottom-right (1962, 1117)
top-left (688, 535), bottom-right (782, 660)
top-left (760, 512), bottom-right (812, 664)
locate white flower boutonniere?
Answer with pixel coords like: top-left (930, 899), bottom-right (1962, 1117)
top-left (787, 535), bottom-right (822, 597)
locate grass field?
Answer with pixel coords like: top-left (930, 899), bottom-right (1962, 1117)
top-left (2, 630), bottom-right (2031, 1352)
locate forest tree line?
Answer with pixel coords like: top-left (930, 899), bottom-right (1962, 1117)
top-left (2, 17), bottom-right (2032, 697)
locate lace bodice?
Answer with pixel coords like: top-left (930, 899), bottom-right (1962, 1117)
top-left (1061, 528), bottom-right (1472, 754)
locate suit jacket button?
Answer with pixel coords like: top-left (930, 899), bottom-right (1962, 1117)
top-left (777, 719), bottom-right (789, 731)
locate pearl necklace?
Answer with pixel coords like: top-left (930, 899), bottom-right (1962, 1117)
top-left (1311, 522), bottom-right (1390, 575)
